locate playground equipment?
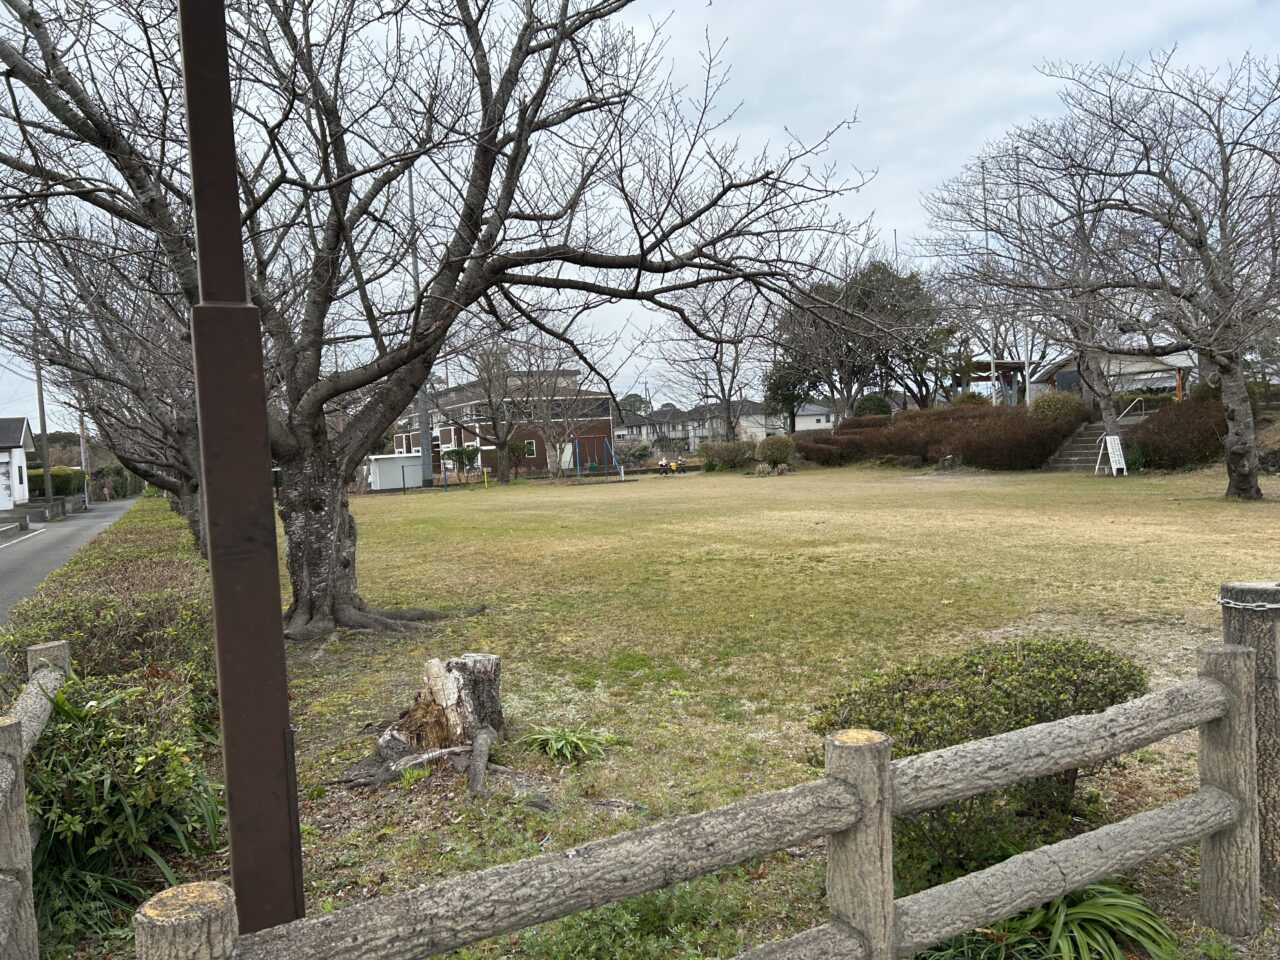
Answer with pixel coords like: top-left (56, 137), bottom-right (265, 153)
top-left (572, 435), bottom-right (626, 480)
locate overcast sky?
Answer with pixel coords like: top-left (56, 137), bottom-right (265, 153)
top-left (2, 0), bottom-right (1278, 418)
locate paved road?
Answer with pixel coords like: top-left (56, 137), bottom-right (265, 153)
top-left (0, 499), bottom-right (134, 625)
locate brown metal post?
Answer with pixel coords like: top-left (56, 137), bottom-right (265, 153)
top-left (175, 0), bottom-right (304, 932)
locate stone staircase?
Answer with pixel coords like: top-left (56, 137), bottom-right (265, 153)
top-left (1044, 415), bottom-right (1148, 473)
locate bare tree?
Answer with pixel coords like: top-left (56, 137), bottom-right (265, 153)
top-left (0, 0), bottom-right (856, 636)
top-left (652, 282), bottom-right (767, 440)
top-left (0, 220), bottom-right (208, 547)
top-left (929, 53), bottom-right (1280, 498)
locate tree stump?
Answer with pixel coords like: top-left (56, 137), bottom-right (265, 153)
top-left (358, 654), bottom-right (504, 784)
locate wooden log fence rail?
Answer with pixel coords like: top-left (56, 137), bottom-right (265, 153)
top-left (0, 641), bottom-right (71, 960)
top-left (133, 586), bottom-right (1271, 960)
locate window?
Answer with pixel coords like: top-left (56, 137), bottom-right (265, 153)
top-left (815, 418), bottom-right (822, 424)
top-left (17, 465), bottom-right (23, 484)
top-left (524, 439), bottom-right (537, 458)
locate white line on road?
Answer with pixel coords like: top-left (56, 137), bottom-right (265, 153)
top-left (0, 528), bottom-right (46, 550)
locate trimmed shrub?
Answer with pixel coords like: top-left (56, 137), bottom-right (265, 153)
top-left (790, 428), bottom-right (835, 443)
top-left (951, 391), bottom-right (990, 405)
top-left (853, 394), bottom-right (893, 417)
top-left (835, 415), bottom-right (891, 432)
top-left (699, 440), bottom-right (755, 470)
top-left (0, 499), bottom-right (219, 951)
top-left (795, 441), bottom-right (844, 466)
top-left (809, 638), bottom-right (1147, 893)
top-left (1029, 391), bottom-right (1085, 426)
top-left (1125, 399), bottom-right (1226, 470)
top-left (955, 416), bottom-right (1075, 470)
top-left (30, 670), bottom-right (222, 949)
top-left (755, 435), bottom-right (796, 468)
top-left (1, 504), bottom-right (213, 682)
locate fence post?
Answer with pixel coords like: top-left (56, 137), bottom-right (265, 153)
top-left (0, 717), bottom-right (36, 960)
top-left (1198, 645), bottom-right (1260, 935)
top-left (825, 729), bottom-right (893, 959)
top-left (25, 641), bottom-right (70, 678)
top-left (135, 882), bottom-right (238, 960)
top-left (1219, 581), bottom-right (1280, 895)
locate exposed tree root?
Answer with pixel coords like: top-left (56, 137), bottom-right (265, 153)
top-left (283, 602), bottom-right (486, 642)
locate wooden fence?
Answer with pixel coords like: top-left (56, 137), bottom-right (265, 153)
top-left (133, 609), bottom-right (1273, 960)
top-left (0, 640), bottom-right (70, 960)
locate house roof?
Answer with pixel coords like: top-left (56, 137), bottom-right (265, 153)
top-left (0, 418), bottom-right (34, 452)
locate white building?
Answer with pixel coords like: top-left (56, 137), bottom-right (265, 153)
top-left (0, 418), bottom-right (34, 511)
top-left (364, 453), bottom-right (423, 491)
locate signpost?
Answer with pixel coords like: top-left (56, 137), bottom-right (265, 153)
top-left (1095, 435), bottom-right (1128, 477)
top-left (175, 0), bottom-right (305, 932)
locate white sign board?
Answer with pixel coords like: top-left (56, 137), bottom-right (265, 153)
top-left (1105, 435), bottom-right (1127, 476)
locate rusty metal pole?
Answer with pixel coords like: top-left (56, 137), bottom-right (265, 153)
top-left (175, 0), bottom-right (305, 932)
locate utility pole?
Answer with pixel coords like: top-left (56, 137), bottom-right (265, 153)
top-left (175, 0), bottom-right (304, 931)
top-left (78, 410), bottom-right (89, 508)
top-left (33, 356), bottom-right (52, 507)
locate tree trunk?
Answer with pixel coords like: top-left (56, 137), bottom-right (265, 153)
top-left (1078, 351), bottom-right (1120, 435)
top-left (177, 481), bottom-right (207, 559)
top-left (1218, 361), bottom-right (1263, 500)
top-left (277, 445), bottom-right (365, 640)
top-left (494, 445), bottom-right (511, 484)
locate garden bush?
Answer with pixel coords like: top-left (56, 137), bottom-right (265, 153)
top-left (0, 499), bottom-right (220, 951)
top-left (699, 440), bottom-right (756, 470)
top-left (951, 391), bottom-right (990, 406)
top-left (853, 394), bottom-right (893, 416)
top-left (809, 638), bottom-right (1147, 893)
top-left (824, 407), bottom-right (1071, 470)
top-left (795, 441), bottom-right (844, 466)
top-left (28, 465), bottom-right (87, 498)
top-left (1125, 399), bottom-right (1226, 470)
top-left (955, 416), bottom-right (1075, 470)
top-left (1, 502), bottom-right (213, 682)
top-left (835, 415), bottom-right (891, 432)
top-left (1028, 391), bottom-right (1085, 426)
top-left (755, 435), bottom-right (796, 468)
top-left (791, 428), bottom-right (835, 443)
top-left (30, 670), bottom-right (222, 949)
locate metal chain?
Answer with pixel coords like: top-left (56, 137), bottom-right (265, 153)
top-left (1215, 594), bottom-right (1280, 612)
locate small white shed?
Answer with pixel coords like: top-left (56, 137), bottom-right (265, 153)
top-left (0, 418), bottom-right (35, 510)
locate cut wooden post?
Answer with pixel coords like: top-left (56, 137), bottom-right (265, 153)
top-left (1198, 645), bottom-right (1260, 935)
top-left (1219, 582), bottom-right (1280, 894)
top-left (0, 717), bottom-right (35, 960)
top-left (135, 882), bottom-right (238, 960)
top-left (825, 729), bottom-right (893, 960)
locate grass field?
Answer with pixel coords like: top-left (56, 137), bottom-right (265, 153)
top-left (286, 465), bottom-right (1279, 957)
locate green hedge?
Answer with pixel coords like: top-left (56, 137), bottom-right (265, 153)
top-left (27, 465), bottom-right (87, 498)
top-left (1, 499), bottom-right (219, 952)
top-left (810, 638), bottom-right (1147, 893)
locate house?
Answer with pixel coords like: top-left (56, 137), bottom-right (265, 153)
top-left (368, 369), bottom-right (615, 488)
top-left (794, 402), bottom-right (836, 430)
top-left (0, 418), bottom-right (34, 510)
top-left (1034, 350), bottom-right (1198, 399)
top-left (613, 401), bottom-right (785, 451)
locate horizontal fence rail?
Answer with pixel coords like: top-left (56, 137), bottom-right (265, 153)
top-left (230, 779), bottom-right (860, 960)
top-left (1, 641), bottom-right (71, 960)
top-left (137, 589), bottom-right (1275, 960)
top-left (893, 787), bottom-right (1239, 956)
top-left (891, 675), bottom-right (1229, 815)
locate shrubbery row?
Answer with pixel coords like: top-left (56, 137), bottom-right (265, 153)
top-left (797, 399), bottom-right (1084, 472)
top-left (0, 499), bottom-right (220, 951)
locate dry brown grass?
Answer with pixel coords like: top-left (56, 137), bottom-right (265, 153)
top-left (285, 465), bottom-right (1279, 957)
